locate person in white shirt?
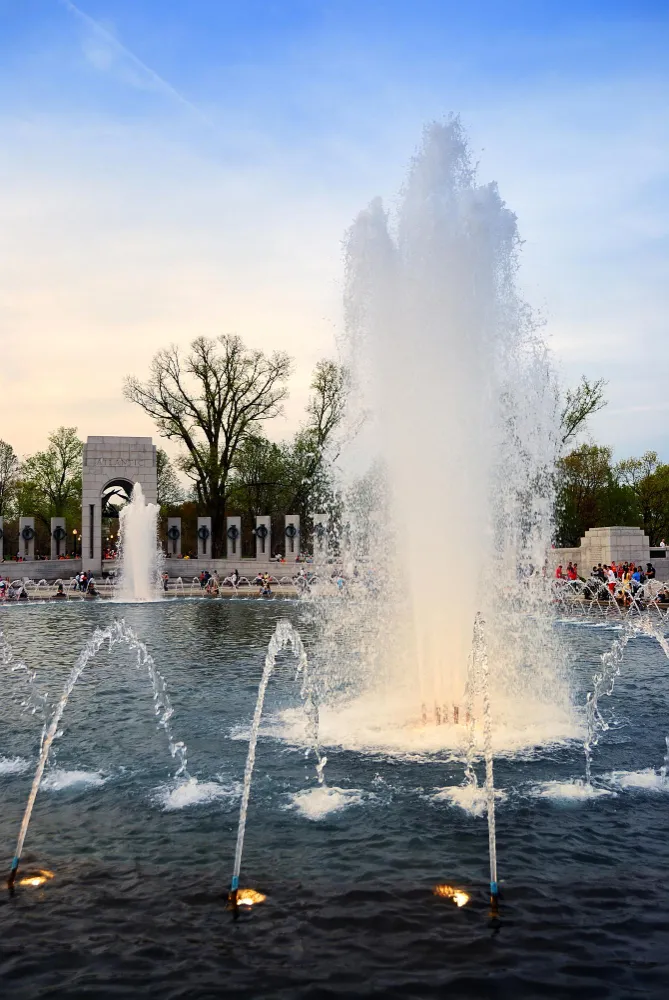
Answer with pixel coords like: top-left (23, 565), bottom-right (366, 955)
top-left (607, 566), bottom-right (616, 593)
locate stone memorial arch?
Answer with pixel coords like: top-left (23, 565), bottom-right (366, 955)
top-left (81, 437), bottom-right (157, 573)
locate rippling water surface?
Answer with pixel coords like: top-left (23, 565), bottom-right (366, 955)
top-left (1, 601), bottom-right (669, 998)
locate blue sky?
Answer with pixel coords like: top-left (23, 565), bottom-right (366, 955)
top-left (1, 0), bottom-right (668, 458)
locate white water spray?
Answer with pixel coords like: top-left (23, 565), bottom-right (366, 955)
top-left (117, 483), bottom-right (163, 601)
top-left (230, 620), bottom-right (325, 900)
top-left (585, 614), bottom-right (669, 784)
top-left (8, 620), bottom-right (187, 887)
top-left (311, 118), bottom-right (569, 750)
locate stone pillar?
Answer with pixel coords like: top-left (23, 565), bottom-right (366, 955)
top-left (254, 515), bottom-right (271, 559)
top-left (197, 517), bottom-right (212, 558)
top-left (19, 516), bottom-right (35, 561)
top-left (226, 516), bottom-right (242, 559)
top-left (284, 514), bottom-right (300, 558)
top-left (80, 498), bottom-right (101, 572)
top-left (581, 526), bottom-right (650, 570)
top-left (313, 513), bottom-right (328, 560)
top-left (167, 517), bottom-right (182, 557)
top-left (51, 517), bottom-right (66, 560)
top-left (0, 516), bottom-right (4, 562)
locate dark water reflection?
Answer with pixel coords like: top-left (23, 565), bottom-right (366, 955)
top-left (1, 602), bottom-right (669, 998)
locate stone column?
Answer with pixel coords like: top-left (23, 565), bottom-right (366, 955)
top-left (0, 516), bottom-right (4, 562)
top-left (51, 517), bottom-right (66, 560)
top-left (254, 515), bottom-right (271, 559)
top-left (313, 513), bottom-right (328, 560)
top-left (197, 517), bottom-right (212, 558)
top-left (19, 516), bottom-right (35, 561)
top-left (80, 499), bottom-right (101, 573)
top-left (284, 514), bottom-right (300, 559)
top-left (581, 526), bottom-right (650, 569)
top-left (167, 517), bottom-right (182, 557)
top-left (226, 516), bottom-right (242, 559)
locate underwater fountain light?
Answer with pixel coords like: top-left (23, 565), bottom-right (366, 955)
top-left (235, 888), bottom-right (267, 907)
top-left (17, 869), bottom-right (54, 889)
top-left (433, 884), bottom-right (470, 907)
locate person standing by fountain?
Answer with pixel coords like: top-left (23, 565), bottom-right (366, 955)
top-left (607, 565), bottom-right (616, 594)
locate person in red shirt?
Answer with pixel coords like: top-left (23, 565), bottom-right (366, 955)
top-left (555, 565), bottom-right (563, 579)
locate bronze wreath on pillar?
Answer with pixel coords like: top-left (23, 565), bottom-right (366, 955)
top-left (197, 524), bottom-right (210, 554)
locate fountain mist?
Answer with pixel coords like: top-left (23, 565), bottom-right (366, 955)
top-left (117, 483), bottom-right (163, 601)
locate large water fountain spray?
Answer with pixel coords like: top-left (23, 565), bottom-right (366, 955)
top-left (311, 118), bottom-right (569, 752)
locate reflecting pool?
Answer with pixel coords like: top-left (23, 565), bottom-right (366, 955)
top-left (1, 601), bottom-right (669, 999)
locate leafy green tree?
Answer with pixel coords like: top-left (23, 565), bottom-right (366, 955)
top-left (0, 439), bottom-right (19, 516)
top-left (555, 443), bottom-right (639, 546)
top-left (17, 427), bottom-right (83, 529)
top-left (615, 451), bottom-right (669, 544)
top-left (156, 448), bottom-right (184, 509)
top-left (227, 434), bottom-right (288, 516)
top-left (124, 335), bottom-right (292, 556)
top-left (560, 376), bottom-right (608, 447)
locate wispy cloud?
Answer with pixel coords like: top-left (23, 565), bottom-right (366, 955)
top-left (59, 0), bottom-right (207, 121)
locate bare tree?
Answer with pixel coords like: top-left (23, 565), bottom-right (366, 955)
top-left (0, 439), bottom-right (20, 516)
top-left (123, 335), bottom-right (292, 555)
top-left (305, 360), bottom-right (351, 452)
top-left (561, 376), bottom-right (608, 447)
top-left (281, 360), bottom-right (351, 517)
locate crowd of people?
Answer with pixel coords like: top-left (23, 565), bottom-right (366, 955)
top-left (194, 567), bottom-right (312, 598)
top-left (1, 552), bottom-right (75, 562)
top-left (0, 575), bottom-right (97, 601)
top-left (553, 559), bottom-right (669, 604)
top-left (555, 560), bottom-right (657, 589)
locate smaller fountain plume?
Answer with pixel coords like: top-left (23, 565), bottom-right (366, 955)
top-left (229, 620), bottom-right (325, 912)
top-left (473, 614), bottom-right (499, 914)
top-left (116, 483), bottom-right (163, 601)
top-left (585, 614), bottom-right (669, 786)
top-left (7, 620), bottom-right (187, 890)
